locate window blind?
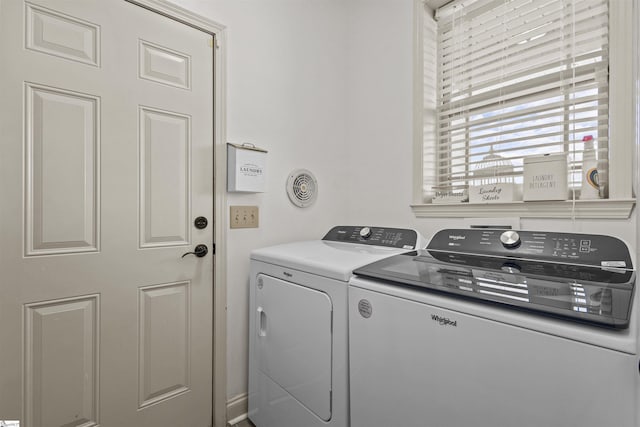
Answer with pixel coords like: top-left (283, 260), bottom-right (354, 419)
top-left (429, 0), bottom-right (609, 199)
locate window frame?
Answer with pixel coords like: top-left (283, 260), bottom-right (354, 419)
top-left (411, 0), bottom-right (635, 219)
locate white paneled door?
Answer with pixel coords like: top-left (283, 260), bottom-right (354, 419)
top-left (0, 1), bottom-right (214, 426)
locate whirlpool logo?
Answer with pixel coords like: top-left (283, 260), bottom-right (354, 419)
top-left (431, 314), bottom-right (457, 327)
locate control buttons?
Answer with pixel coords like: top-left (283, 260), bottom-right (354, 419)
top-left (500, 230), bottom-right (521, 249)
top-left (360, 227), bottom-right (372, 239)
top-left (579, 239), bottom-right (591, 253)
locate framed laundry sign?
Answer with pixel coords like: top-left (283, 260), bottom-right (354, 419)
top-left (227, 143), bottom-right (267, 192)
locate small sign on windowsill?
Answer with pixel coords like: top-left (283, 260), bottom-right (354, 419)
top-left (227, 143), bottom-right (267, 193)
top-left (523, 153), bottom-right (567, 201)
top-left (469, 183), bottom-right (517, 203)
top-left (432, 189), bottom-right (469, 204)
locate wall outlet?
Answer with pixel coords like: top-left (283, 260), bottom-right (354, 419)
top-left (230, 205), bottom-right (259, 229)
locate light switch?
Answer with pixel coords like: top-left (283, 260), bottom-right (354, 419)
top-left (230, 205), bottom-right (259, 228)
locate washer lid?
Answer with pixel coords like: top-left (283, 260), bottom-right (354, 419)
top-left (353, 249), bottom-right (635, 329)
top-left (251, 240), bottom-right (411, 282)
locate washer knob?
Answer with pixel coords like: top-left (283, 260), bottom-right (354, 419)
top-left (500, 230), bottom-right (521, 248)
top-left (360, 227), bottom-right (372, 239)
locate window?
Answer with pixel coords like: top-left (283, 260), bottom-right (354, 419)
top-left (413, 0), bottom-right (634, 218)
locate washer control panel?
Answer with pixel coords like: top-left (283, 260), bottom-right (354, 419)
top-left (323, 226), bottom-right (420, 249)
top-left (427, 228), bottom-right (632, 268)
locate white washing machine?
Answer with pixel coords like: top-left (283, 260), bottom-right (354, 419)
top-left (248, 226), bottom-right (426, 427)
top-left (349, 228), bottom-right (639, 427)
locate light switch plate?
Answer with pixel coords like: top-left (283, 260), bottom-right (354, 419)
top-left (230, 205), bottom-right (259, 228)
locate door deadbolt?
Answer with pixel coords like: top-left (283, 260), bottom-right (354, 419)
top-left (194, 216), bottom-right (208, 229)
top-left (182, 244), bottom-right (208, 258)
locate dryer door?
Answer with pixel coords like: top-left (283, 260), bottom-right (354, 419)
top-left (256, 274), bottom-right (333, 421)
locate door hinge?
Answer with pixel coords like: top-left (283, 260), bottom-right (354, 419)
top-left (211, 243), bottom-right (216, 255)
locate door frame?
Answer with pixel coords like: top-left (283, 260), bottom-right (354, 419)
top-left (124, 1), bottom-right (228, 426)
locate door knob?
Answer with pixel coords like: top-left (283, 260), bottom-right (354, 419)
top-left (181, 244), bottom-right (208, 258)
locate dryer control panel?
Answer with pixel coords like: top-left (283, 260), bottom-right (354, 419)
top-left (323, 226), bottom-right (420, 250)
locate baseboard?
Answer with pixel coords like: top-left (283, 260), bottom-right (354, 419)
top-left (226, 393), bottom-right (248, 426)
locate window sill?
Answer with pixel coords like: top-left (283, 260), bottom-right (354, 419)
top-left (411, 199), bottom-right (636, 219)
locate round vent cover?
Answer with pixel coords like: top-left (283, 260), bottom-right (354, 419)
top-left (286, 169), bottom-right (318, 208)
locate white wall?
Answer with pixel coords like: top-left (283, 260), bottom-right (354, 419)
top-left (173, 0), bottom-right (637, 408)
top-left (344, 0), bottom-right (418, 228)
top-left (169, 0), bottom-right (352, 399)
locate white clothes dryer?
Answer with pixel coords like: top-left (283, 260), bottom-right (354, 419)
top-left (348, 228), bottom-right (639, 427)
top-left (248, 226), bottom-right (426, 427)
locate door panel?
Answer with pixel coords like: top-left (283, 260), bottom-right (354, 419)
top-left (138, 40), bottom-right (191, 89)
top-left (25, 2), bottom-right (101, 67)
top-left (139, 106), bottom-right (191, 247)
top-left (24, 295), bottom-right (99, 427)
top-left (138, 282), bottom-right (190, 408)
top-left (0, 1), bottom-right (214, 425)
top-left (25, 83), bottom-right (100, 255)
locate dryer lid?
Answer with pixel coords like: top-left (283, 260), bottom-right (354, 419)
top-left (251, 240), bottom-right (411, 282)
top-left (251, 226), bottom-right (426, 282)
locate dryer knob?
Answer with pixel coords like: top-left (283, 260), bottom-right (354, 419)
top-left (500, 230), bottom-right (521, 249)
top-left (360, 227), bottom-right (372, 239)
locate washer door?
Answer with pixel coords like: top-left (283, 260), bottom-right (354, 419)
top-left (256, 274), bottom-right (333, 421)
